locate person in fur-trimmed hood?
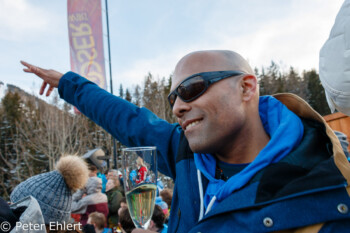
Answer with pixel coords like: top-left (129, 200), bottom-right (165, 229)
top-left (9, 155), bottom-right (89, 232)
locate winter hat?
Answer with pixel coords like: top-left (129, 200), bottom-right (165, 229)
top-left (155, 197), bottom-right (168, 215)
top-left (10, 155), bottom-right (89, 224)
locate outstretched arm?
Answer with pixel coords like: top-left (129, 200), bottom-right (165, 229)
top-left (21, 62), bottom-right (181, 179)
top-left (20, 61), bottom-right (63, 96)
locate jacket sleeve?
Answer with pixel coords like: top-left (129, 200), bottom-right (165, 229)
top-left (58, 72), bottom-right (180, 179)
top-left (71, 195), bottom-right (89, 214)
top-left (319, 219), bottom-right (350, 232)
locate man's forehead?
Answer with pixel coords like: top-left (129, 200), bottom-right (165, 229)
top-left (171, 50), bottom-right (254, 90)
top-left (172, 52), bottom-right (232, 88)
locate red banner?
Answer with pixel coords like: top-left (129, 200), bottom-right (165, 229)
top-left (67, 0), bottom-right (106, 90)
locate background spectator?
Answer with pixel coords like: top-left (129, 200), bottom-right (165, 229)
top-left (87, 164), bottom-right (107, 194)
top-left (106, 176), bottom-right (123, 228)
top-left (155, 197), bottom-right (168, 217)
top-left (159, 189), bottom-right (172, 214)
top-left (71, 177), bottom-right (109, 226)
top-left (148, 205), bottom-right (168, 233)
top-left (117, 198), bottom-right (128, 218)
top-left (118, 208), bottom-right (135, 233)
top-left (88, 164), bottom-right (98, 177)
top-left (135, 157), bottom-right (147, 184)
top-left (107, 169), bottom-right (124, 195)
top-left (87, 211), bottom-right (113, 233)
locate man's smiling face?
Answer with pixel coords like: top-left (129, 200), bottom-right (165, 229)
top-left (171, 51), bottom-right (248, 154)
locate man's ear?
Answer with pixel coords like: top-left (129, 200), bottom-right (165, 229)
top-left (240, 75), bottom-right (257, 101)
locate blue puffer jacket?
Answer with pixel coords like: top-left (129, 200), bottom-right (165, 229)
top-left (58, 72), bottom-right (350, 232)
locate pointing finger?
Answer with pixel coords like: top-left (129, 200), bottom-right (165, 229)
top-left (20, 60), bottom-right (31, 67)
top-left (21, 61), bottom-right (33, 73)
top-left (21, 60), bottom-right (42, 75)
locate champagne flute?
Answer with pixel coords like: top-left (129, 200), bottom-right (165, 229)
top-left (122, 146), bottom-right (157, 229)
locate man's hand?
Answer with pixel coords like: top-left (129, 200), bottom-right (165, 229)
top-left (20, 61), bottom-right (63, 97)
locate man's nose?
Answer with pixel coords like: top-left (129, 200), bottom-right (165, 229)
top-left (173, 97), bottom-right (191, 117)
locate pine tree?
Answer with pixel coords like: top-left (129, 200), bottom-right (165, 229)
top-left (125, 88), bottom-right (132, 102)
top-left (163, 75), bottom-right (176, 123)
top-left (119, 84), bottom-right (124, 98)
top-left (258, 61), bottom-right (284, 95)
top-left (304, 70), bottom-right (331, 116)
top-left (0, 91), bottom-right (26, 198)
top-left (133, 85), bottom-right (141, 107)
top-left (142, 73), bottom-right (157, 111)
top-left (285, 67), bottom-right (307, 99)
top-left (2, 92), bottom-right (22, 124)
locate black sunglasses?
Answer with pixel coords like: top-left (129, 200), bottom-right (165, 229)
top-left (168, 70), bottom-right (245, 108)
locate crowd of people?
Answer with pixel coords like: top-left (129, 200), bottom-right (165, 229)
top-left (0, 154), bottom-right (172, 233)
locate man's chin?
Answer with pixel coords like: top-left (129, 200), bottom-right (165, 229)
top-left (188, 140), bottom-right (211, 154)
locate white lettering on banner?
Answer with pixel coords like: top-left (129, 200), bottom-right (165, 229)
top-left (69, 12), bottom-right (88, 22)
top-left (68, 16), bottom-right (105, 88)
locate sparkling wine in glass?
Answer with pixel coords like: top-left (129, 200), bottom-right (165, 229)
top-left (122, 146), bottom-right (157, 229)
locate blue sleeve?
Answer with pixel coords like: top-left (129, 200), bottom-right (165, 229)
top-left (319, 219), bottom-right (350, 233)
top-left (58, 72), bottom-right (181, 179)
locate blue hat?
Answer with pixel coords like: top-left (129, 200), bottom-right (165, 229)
top-left (155, 197), bottom-right (168, 215)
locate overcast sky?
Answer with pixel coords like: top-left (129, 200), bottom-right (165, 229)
top-left (0, 0), bottom-right (345, 97)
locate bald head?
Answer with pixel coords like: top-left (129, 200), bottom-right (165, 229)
top-left (173, 50), bottom-right (254, 87)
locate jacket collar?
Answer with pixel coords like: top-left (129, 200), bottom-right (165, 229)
top-left (274, 93), bottom-right (350, 195)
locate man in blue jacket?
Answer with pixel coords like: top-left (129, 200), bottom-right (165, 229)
top-left (21, 50), bottom-right (350, 232)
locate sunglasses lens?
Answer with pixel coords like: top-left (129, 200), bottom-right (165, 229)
top-left (169, 70), bottom-right (244, 108)
top-left (168, 93), bottom-right (176, 107)
top-left (178, 76), bottom-right (206, 101)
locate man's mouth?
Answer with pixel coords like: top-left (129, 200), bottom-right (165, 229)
top-left (184, 120), bottom-right (201, 131)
